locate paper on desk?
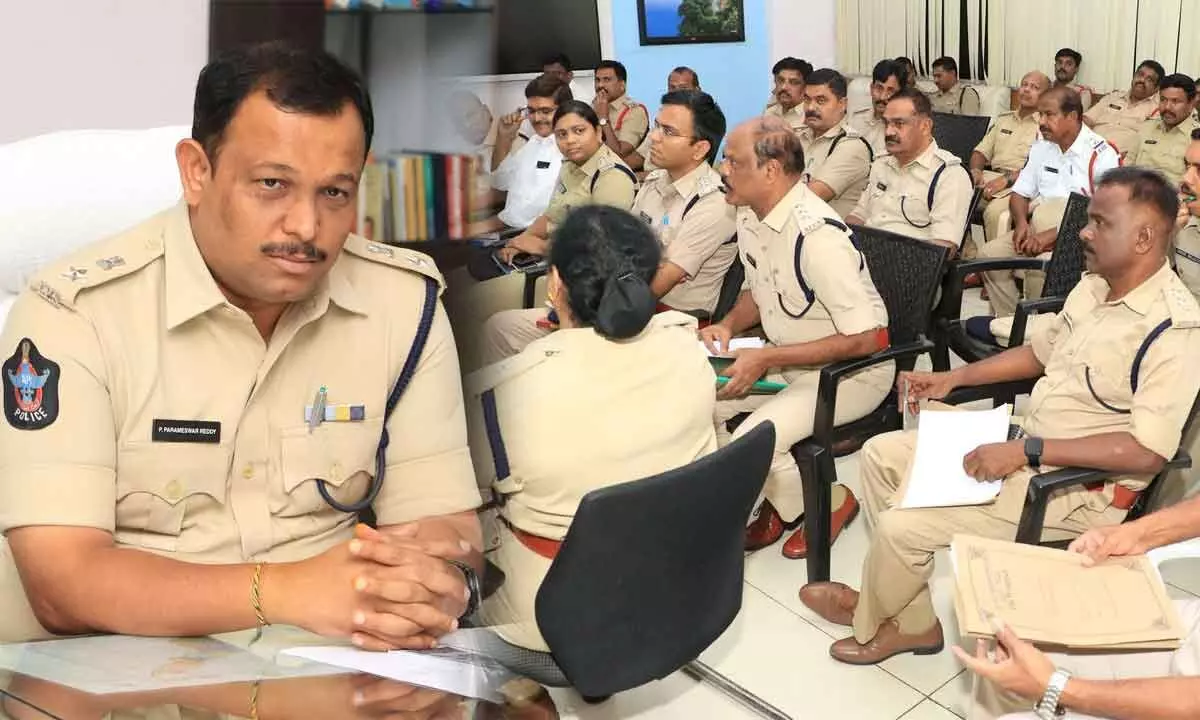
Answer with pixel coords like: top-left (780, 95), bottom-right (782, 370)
top-left (950, 534), bottom-right (1184, 650)
top-left (282, 631), bottom-right (518, 703)
top-left (898, 405), bottom-right (1011, 509)
top-left (698, 337), bottom-right (765, 357)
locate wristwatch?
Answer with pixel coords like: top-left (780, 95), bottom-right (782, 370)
top-left (1034, 668), bottom-right (1071, 719)
top-left (598, 117), bottom-right (609, 127)
top-left (1024, 436), bottom-right (1044, 469)
top-left (447, 560), bottom-right (481, 620)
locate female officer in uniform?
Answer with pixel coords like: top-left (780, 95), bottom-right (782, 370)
top-left (465, 205), bottom-right (718, 651)
top-left (450, 101), bottom-right (638, 372)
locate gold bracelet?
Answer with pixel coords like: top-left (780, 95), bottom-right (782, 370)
top-left (251, 562), bottom-right (268, 628)
top-left (249, 680), bottom-right (260, 720)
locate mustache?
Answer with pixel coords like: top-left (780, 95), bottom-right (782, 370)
top-left (805, 111), bottom-right (820, 119)
top-left (885, 135), bottom-right (900, 144)
top-left (261, 242), bottom-right (328, 262)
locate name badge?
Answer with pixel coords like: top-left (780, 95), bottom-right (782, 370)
top-left (1000, 129), bottom-right (1013, 135)
top-left (1044, 166), bottom-right (1059, 174)
top-left (536, 160), bottom-right (552, 169)
top-left (153, 419), bottom-right (221, 444)
top-left (1145, 139), bottom-right (1158, 145)
top-left (875, 182), bottom-right (888, 191)
top-left (1108, 103), bottom-right (1122, 110)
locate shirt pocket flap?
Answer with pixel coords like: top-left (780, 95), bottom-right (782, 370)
top-left (116, 443), bottom-right (231, 507)
top-left (280, 420), bottom-right (383, 494)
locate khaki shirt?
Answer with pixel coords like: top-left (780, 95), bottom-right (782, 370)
top-left (849, 108), bottom-right (887, 157)
top-left (1066, 82), bottom-right (1095, 111)
top-left (849, 141), bottom-right (974, 246)
top-left (1084, 90), bottom-right (1160, 156)
top-left (736, 181), bottom-right (889, 382)
top-left (465, 311), bottom-right (718, 540)
top-left (1127, 116), bottom-right (1200, 189)
top-left (1176, 217), bottom-right (1200, 302)
top-left (928, 83), bottom-right (982, 116)
top-left (974, 110), bottom-right (1040, 173)
top-left (799, 119), bottom-right (873, 219)
top-left (0, 204), bottom-right (482, 638)
top-left (764, 101), bottom-right (807, 136)
top-left (634, 164), bottom-right (738, 314)
top-left (608, 94), bottom-right (650, 150)
top-left (1026, 263), bottom-right (1200, 487)
top-left (544, 143), bottom-right (636, 231)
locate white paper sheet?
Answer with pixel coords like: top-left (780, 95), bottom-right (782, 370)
top-left (899, 405), bottom-right (1012, 509)
top-left (698, 337), bottom-right (765, 357)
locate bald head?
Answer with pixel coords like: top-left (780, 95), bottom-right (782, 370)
top-left (720, 116), bottom-right (806, 217)
top-left (1016, 70), bottom-right (1051, 110)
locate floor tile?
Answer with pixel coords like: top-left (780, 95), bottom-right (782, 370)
top-left (549, 672), bottom-right (759, 719)
top-left (929, 670), bottom-right (973, 719)
top-left (899, 698), bottom-right (964, 720)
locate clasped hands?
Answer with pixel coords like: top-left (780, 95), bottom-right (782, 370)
top-left (699, 324), bottom-right (770, 400)
top-left (277, 522), bottom-right (474, 652)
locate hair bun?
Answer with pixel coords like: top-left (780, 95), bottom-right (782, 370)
top-left (593, 273), bottom-right (656, 340)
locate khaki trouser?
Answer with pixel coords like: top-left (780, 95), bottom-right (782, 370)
top-left (478, 520), bottom-right (554, 652)
top-left (444, 269), bottom-right (547, 374)
top-left (481, 308), bottom-right (554, 366)
top-left (978, 231), bottom-right (1048, 317)
top-left (851, 429), bottom-right (1129, 644)
top-left (714, 364), bottom-right (892, 523)
top-left (973, 598), bottom-right (1200, 720)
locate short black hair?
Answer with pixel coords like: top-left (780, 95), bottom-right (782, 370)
top-left (670, 66), bottom-right (701, 88)
top-left (1042, 85), bottom-right (1084, 119)
top-left (553, 99), bottom-right (600, 129)
top-left (1055, 47), bottom-right (1083, 66)
top-left (889, 87), bottom-right (932, 117)
top-left (1095, 166), bottom-right (1179, 230)
top-left (549, 206), bottom-right (661, 340)
top-left (772, 57), bottom-right (813, 80)
top-left (1138, 60), bottom-right (1166, 85)
top-left (597, 60), bottom-right (628, 82)
top-left (806, 68), bottom-right (848, 99)
top-left (872, 59), bottom-right (907, 87)
top-left (932, 56), bottom-right (958, 75)
top-left (525, 74), bottom-right (573, 105)
top-left (542, 52), bottom-right (572, 70)
top-left (660, 89), bottom-right (727, 164)
top-left (1160, 73), bottom-right (1197, 101)
top-left (192, 42), bottom-right (373, 163)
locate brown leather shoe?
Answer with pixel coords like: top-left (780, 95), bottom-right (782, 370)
top-left (781, 488), bottom-right (860, 559)
top-left (798, 581), bottom-right (859, 626)
top-left (829, 620), bottom-right (944, 665)
top-left (744, 500), bottom-right (800, 552)
top-left (963, 272), bottom-right (982, 288)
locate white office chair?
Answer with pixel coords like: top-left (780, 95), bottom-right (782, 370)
top-left (1149, 539), bottom-right (1200, 569)
top-left (0, 126), bottom-right (189, 328)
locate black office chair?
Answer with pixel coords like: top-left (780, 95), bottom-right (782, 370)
top-left (790, 227), bottom-right (950, 583)
top-left (937, 385), bottom-right (1200, 547)
top-left (933, 192), bottom-right (1091, 378)
top-left (710, 252), bottom-right (745, 324)
top-left (477, 424), bottom-right (791, 719)
top-left (931, 112), bottom-right (991, 167)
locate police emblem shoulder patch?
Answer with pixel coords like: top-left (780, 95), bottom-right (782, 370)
top-left (3, 338), bottom-right (60, 430)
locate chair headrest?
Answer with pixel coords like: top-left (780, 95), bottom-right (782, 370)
top-left (0, 126), bottom-right (189, 298)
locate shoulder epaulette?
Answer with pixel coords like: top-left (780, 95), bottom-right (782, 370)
top-left (343, 234), bottom-right (445, 292)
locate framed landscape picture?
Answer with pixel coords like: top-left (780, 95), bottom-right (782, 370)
top-left (637, 0), bottom-right (745, 46)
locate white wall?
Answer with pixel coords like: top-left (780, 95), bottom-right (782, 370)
top-left (0, 0), bottom-right (209, 144)
top-left (768, 0), bottom-right (836, 70)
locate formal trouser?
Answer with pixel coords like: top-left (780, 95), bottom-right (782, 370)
top-left (980, 185), bottom-right (1014, 245)
top-left (481, 308), bottom-right (554, 367)
top-left (985, 313), bottom-right (1058, 348)
top-left (444, 269), bottom-right (547, 374)
top-left (478, 519), bottom-right (554, 653)
top-left (713, 364), bottom-right (892, 523)
top-left (850, 429), bottom-right (1129, 644)
top-left (978, 230), bottom-right (1048, 317)
top-left (973, 598), bottom-right (1200, 720)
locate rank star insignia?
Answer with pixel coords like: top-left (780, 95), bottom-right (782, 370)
top-left (96, 256), bottom-right (126, 271)
top-left (60, 266), bottom-right (87, 282)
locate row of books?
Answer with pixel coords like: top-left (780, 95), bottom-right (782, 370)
top-left (358, 152), bottom-right (481, 243)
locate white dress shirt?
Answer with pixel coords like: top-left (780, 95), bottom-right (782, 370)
top-left (1012, 124), bottom-right (1120, 202)
top-left (492, 134), bottom-right (563, 229)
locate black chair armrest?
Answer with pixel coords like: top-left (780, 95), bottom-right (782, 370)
top-left (498, 226), bottom-right (525, 240)
top-left (1008, 296), bottom-right (1067, 346)
top-left (938, 257), bottom-right (1051, 322)
top-left (941, 379), bottom-right (1038, 406)
top-left (812, 339), bottom-right (933, 439)
top-left (522, 264), bottom-right (550, 308)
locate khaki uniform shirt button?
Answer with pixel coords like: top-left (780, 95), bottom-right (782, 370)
top-left (241, 464), bottom-right (254, 479)
top-left (165, 479), bottom-right (183, 502)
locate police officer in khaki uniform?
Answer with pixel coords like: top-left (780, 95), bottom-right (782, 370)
top-left (592, 60), bottom-right (650, 166)
top-left (979, 87), bottom-right (1121, 317)
top-left (800, 167), bottom-right (1200, 666)
top-left (1085, 59), bottom-right (1164, 157)
top-left (928, 56), bottom-right (982, 116)
top-left (1177, 130), bottom-right (1200, 302)
top-left (468, 207), bottom-right (718, 651)
top-left (846, 89), bottom-right (974, 255)
top-left (703, 116), bottom-right (892, 559)
top-left (851, 59), bottom-right (907, 157)
top-left (969, 71), bottom-right (1049, 249)
top-left (798, 68), bottom-right (874, 219)
top-left (449, 100), bottom-right (637, 371)
top-left (764, 57), bottom-right (814, 137)
top-left (482, 91), bottom-right (736, 363)
top-left (0, 45), bottom-right (483, 647)
top-left (1053, 48), bottom-right (1095, 111)
top-left (629, 66), bottom-right (702, 176)
top-left (1127, 74), bottom-right (1200, 189)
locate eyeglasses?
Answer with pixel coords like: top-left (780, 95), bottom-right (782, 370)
top-left (652, 121), bottom-right (698, 141)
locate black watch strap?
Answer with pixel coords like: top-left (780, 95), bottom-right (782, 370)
top-left (1024, 436), bottom-right (1044, 469)
top-left (448, 560), bottom-right (481, 619)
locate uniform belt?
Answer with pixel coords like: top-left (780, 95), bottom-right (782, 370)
top-left (501, 516), bottom-right (562, 560)
top-left (1083, 482), bottom-right (1139, 511)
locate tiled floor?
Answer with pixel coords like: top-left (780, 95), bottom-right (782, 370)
top-left (546, 287), bottom-right (1200, 719)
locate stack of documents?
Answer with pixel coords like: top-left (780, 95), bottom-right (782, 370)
top-left (899, 405), bottom-right (1012, 509)
top-left (951, 534), bottom-right (1184, 650)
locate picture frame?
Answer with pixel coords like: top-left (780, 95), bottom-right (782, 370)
top-left (636, 0), bottom-right (745, 46)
